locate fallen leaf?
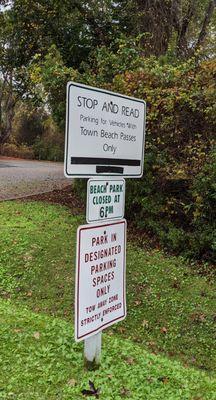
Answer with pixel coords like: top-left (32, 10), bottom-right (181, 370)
top-left (172, 279), bottom-right (180, 289)
top-left (23, 254), bottom-right (33, 262)
top-left (118, 326), bottom-right (126, 333)
top-left (82, 380), bottom-right (100, 398)
top-left (68, 378), bottom-right (77, 387)
top-left (27, 291), bottom-right (32, 297)
top-left (160, 326), bottom-right (168, 334)
top-left (142, 319), bottom-right (149, 328)
top-left (190, 312), bottom-right (206, 323)
top-left (125, 357), bottom-right (135, 365)
top-left (33, 332), bottom-right (40, 340)
top-left (120, 387), bottom-right (131, 397)
top-left (14, 328), bottom-right (22, 333)
top-left (158, 376), bottom-right (169, 384)
top-left (199, 313), bottom-right (206, 322)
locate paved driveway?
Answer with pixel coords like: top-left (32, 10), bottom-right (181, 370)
top-left (0, 157), bottom-right (70, 200)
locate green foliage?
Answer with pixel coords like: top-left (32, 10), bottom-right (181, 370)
top-left (33, 117), bottom-right (64, 161)
top-left (109, 51), bottom-right (216, 260)
top-left (29, 46), bottom-right (79, 129)
top-left (1, 102), bottom-right (64, 161)
top-left (73, 179), bottom-right (87, 203)
top-left (189, 151), bottom-right (216, 259)
top-left (71, 46), bottom-right (216, 261)
top-left (12, 103), bottom-right (45, 146)
top-left (192, 150), bottom-right (216, 223)
top-left (33, 136), bottom-right (63, 162)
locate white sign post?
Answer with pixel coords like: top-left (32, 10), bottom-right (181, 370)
top-left (64, 82), bottom-right (146, 178)
top-left (87, 178), bottom-right (125, 223)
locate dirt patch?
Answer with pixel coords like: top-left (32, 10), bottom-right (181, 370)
top-left (21, 186), bottom-right (85, 215)
top-left (21, 186), bottom-right (159, 250)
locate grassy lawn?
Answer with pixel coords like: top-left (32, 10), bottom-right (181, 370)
top-left (0, 200), bottom-right (216, 398)
top-left (0, 300), bottom-right (216, 400)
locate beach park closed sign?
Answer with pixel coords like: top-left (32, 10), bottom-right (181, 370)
top-left (87, 178), bottom-right (125, 223)
top-left (75, 220), bottom-right (126, 341)
top-left (64, 82), bottom-right (146, 178)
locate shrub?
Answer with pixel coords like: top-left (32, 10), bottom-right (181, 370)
top-left (33, 117), bottom-right (64, 161)
top-left (12, 103), bottom-right (45, 146)
top-left (189, 151), bottom-right (216, 260)
top-left (40, 42), bottom-right (216, 261)
top-left (1, 142), bottom-right (34, 159)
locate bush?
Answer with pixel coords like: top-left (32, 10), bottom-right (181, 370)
top-left (39, 42), bottom-right (216, 261)
top-left (1, 143), bottom-right (34, 159)
top-left (12, 103), bottom-right (45, 146)
top-left (33, 117), bottom-right (64, 161)
top-left (189, 151), bottom-right (216, 260)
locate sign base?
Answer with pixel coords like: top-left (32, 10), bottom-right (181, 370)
top-left (84, 332), bottom-right (102, 370)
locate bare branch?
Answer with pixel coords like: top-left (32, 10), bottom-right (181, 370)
top-left (194, 0), bottom-right (216, 52)
top-left (177, 0), bottom-right (196, 56)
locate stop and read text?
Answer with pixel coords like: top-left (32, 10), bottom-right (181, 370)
top-left (77, 95), bottom-right (140, 118)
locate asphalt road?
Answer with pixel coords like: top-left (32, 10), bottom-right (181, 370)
top-left (0, 157), bottom-right (70, 201)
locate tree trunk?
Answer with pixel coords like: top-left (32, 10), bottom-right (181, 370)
top-left (0, 74), bottom-right (16, 146)
top-left (176, 0), bottom-right (196, 57)
top-left (194, 0), bottom-right (216, 53)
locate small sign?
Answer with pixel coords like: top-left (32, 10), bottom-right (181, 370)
top-left (75, 219), bottom-right (126, 342)
top-left (64, 82), bottom-right (146, 178)
top-left (87, 178), bottom-right (125, 223)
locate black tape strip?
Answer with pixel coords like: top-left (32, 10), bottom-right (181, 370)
top-left (96, 166), bottom-right (124, 174)
top-left (71, 157), bottom-right (140, 166)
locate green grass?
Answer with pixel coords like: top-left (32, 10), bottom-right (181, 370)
top-left (0, 201), bottom-right (82, 317)
top-left (0, 299), bottom-right (216, 400)
top-left (0, 200), bottom-right (215, 383)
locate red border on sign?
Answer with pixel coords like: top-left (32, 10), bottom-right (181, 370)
top-left (76, 220), bottom-right (126, 341)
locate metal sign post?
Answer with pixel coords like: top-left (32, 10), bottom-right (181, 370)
top-left (64, 82), bottom-right (146, 369)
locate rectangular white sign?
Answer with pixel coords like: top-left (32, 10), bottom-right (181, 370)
top-left (75, 220), bottom-right (126, 342)
top-left (64, 82), bottom-right (146, 178)
top-left (86, 178), bottom-right (125, 223)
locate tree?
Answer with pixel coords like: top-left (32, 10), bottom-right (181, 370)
top-left (120, 0), bottom-right (216, 58)
top-left (0, 5), bottom-right (17, 145)
top-left (0, 75), bottom-right (16, 146)
top-left (0, 0), bottom-right (215, 146)
top-left (5, 0), bottom-right (123, 69)
top-left (176, 0), bottom-right (216, 57)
